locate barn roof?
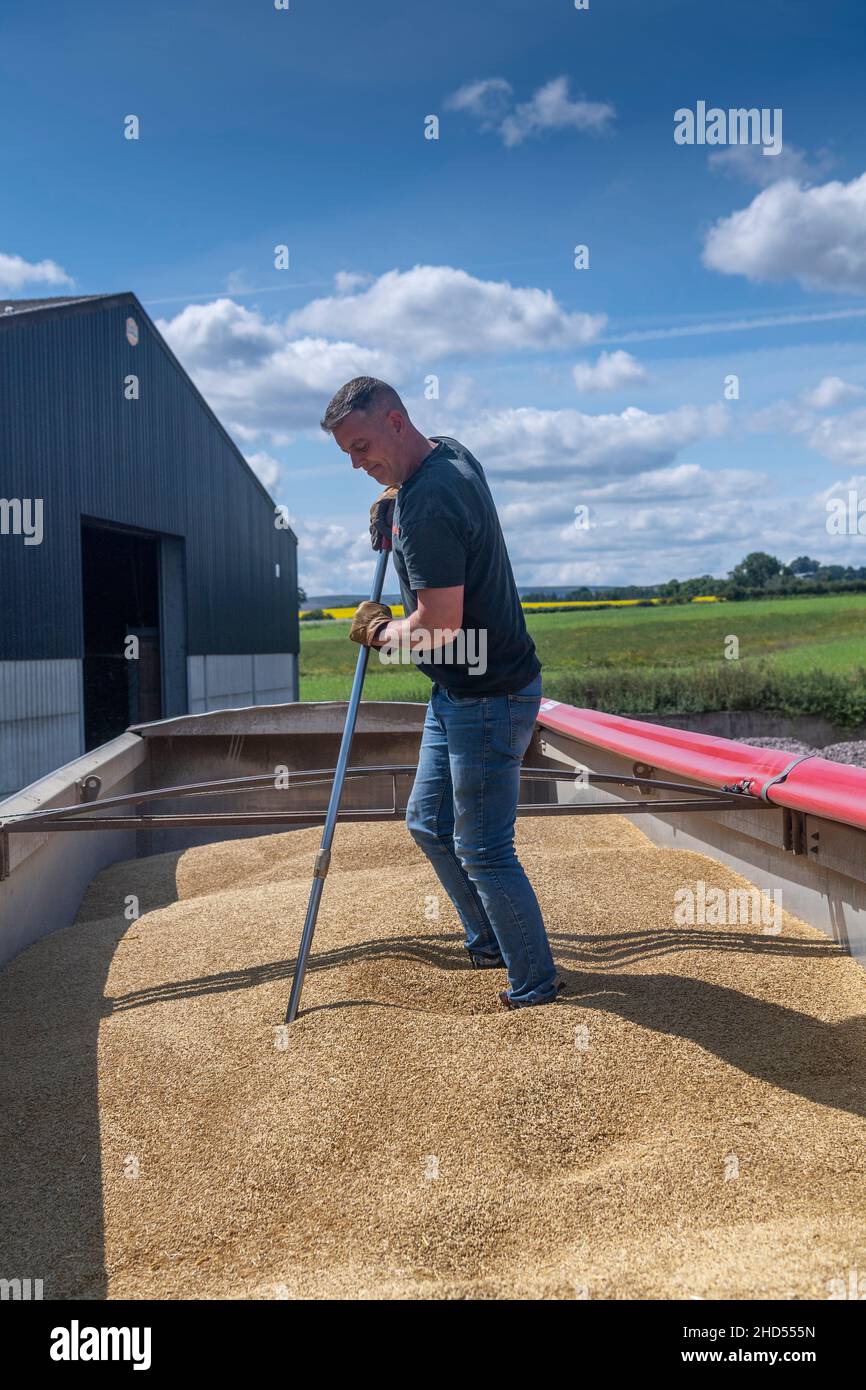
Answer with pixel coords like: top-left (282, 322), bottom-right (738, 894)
top-left (0, 290), bottom-right (296, 543)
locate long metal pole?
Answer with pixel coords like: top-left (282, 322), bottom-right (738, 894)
top-left (285, 546), bottom-right (390, 1023)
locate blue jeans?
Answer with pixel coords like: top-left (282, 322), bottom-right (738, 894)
top-left (405, 671), bottom-right (559, 1006)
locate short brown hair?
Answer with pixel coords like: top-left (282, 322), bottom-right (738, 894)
top-left (320, 377), bottom-right (406, 433)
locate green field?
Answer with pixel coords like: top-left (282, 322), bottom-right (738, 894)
top-left (300, 594), bottom-right (866, 724)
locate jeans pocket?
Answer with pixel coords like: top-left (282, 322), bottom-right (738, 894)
top-left (445, 687), bottom-right (484, 706)
top-left (508, 695), bottom-right (540, 757)
top-left (508, 676), bottom-right (543, 704)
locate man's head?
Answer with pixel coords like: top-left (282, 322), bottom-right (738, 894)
top-left (321, 377), bottom-right (433, 487)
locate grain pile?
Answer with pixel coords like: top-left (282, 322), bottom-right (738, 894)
top-left (2, 813), bottom-right (865, 1300)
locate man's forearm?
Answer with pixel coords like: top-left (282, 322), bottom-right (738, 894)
top-left (375, 609), bottom-right (460, 651)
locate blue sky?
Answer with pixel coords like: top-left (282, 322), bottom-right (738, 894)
top-left (3, 0), bottom-right (866, 593)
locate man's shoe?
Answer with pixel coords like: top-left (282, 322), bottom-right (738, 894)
top-left (469, 952), bottom-right (506, 970)
top-left (499, 978), bottom-right (567, 1010)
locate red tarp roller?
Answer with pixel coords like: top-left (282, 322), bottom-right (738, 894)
top-left (535, 701), bottom-right (866, 834)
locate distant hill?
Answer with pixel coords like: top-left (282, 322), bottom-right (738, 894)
top-left (305, 586), bottom-right (606, 607)
top-left (517, 585), bottom-right (604, 599)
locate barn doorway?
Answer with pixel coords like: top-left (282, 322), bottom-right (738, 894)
top-left (81, 522), bottom-right (162, 750)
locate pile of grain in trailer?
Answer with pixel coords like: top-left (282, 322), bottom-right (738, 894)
top-left (2, 813), bottom-right (865, 1300)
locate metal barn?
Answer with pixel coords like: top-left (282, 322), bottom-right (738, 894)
top-left (0, 292), bottom-right (299, 799)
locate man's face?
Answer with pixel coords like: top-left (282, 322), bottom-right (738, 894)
top-left (332, 409), bottom-right (403, 486)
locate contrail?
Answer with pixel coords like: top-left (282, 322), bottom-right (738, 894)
top-left (602, 306), bottom-right (866, 343)
top-left (145, 280), bottom-right (334, 307)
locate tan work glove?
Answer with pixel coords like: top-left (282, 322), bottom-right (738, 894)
top-left (350, 600), bottom-right (393, 647)
top-left (369, 487), bottom-right (399, 551)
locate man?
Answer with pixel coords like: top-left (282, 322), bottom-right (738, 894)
top-left (321, 376), bottom-right (562, 1009)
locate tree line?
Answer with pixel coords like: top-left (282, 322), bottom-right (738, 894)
top-left (522, 553), bottom-right (866, 604)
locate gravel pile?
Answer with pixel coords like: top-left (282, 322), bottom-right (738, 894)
top-left (739, 738), bottom-right (816, 757)
top-left (823, 741), bottom-right (866, 767)
top-left (740, 737), bottom-right (866, 767)
top-left (2, 814), bottom-right (865, 1300)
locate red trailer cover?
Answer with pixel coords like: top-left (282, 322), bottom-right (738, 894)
top-left (535, 701), bottom-right (866, 833)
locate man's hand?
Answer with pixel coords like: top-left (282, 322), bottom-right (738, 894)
top-left (369, 487), bottom-right (399, 551)
top-left (350, 600), bottom-right (393, 647)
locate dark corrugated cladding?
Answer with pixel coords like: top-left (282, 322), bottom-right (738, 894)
top-left (0, 293), bottom-right (299, 662)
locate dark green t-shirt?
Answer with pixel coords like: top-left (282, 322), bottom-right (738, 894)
top-left (389, 435), bottom-right (542, 695)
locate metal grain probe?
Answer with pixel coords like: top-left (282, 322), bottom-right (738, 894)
top-left (284, 545), bottom-right (390, 1022)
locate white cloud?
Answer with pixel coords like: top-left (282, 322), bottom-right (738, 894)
top-left (746, 398), bottom-right (814, 436)
top-left (293, 516), bottom-right (388, 597)
top-left (159, 297), bottom-right (283, 367)
top-left (287, 405), bottom-right (743, 591)
top-left (808, 408), bottom-right (866, 468)
top-left (445, 77), bottom-right (513, 126)
top-left (290, 451), bottom-right (866, 593)
top-left (438, 373), bottom-right (477, 412)
top-left (157, 297), bottom-right (401, 431)
top-left (228, 421), bottom-right (262, 443)
top-left (454, 402), bottom-right (729, 481)
top-left (500, 77), bottom-right (615, 147)
top-left (818, 473), bottom-right (866, 500)
top-left (155, 271), bottom-right (605, 436)
top-left (0, 251), bottom-right (74, 292)
top-left (445, 75), bottom-right (614, 147)
top-left (334, 270), bottom-right (373, 295)
top-left (572, 349), bottom-right (648, 393)
top-left (703, 172), bottom-right (866, 294)
top-left (801, 375), bottom-right (865, 409)
top-left (285, 265), bottom-right (604, 358)
top-left (494, 464), bottom-right (865, 588)
top-left (583, 461), bottom-right (764, 503)
top-left (747, 388), bottom-right (866, 473)
top-left (293, 470), bottom-right (767, 595)
top-left (495, 463), bottom-right (761, 530)
top-left (817, 474), bottom-right (866, 511)
top-left (245, 450), bottom-right (282, 490)
top-left (708, 143), bottom-right (836, 187)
